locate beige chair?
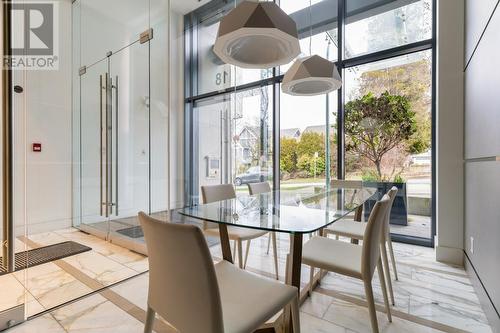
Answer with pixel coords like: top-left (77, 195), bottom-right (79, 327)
top-left (324, 187), bottom-right (399, 305)
top-left (247, 182), bottom-right (279, 278)
top-left (247, 182), bottom-right (272, 195)
top-left (139, 212), bottom-right (300, 333)
top-left (303, 195), bottom-right (393, 333)
top-left (201, 184), bottom-right (279, 280)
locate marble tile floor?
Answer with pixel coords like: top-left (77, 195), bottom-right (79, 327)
top-left (3, 228), bottom-right (493, 333)
top-left (1, 228), bottom-right (149, 318)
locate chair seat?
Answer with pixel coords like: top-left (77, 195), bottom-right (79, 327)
top-left (215, 260), bottom-right (296, 333)
top-left (302, 236), bottom-right (363, 279)
top-left (205, 226), bottom-right (268, 241)
top-left (326, 220), bottom-right (367, 240)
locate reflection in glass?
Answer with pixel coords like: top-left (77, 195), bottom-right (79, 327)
top-left (345, 0), bottom-right (432, 58)
top-left (194, 87), bottom-right (273, 201)
top-left (180, 188), bottom-right (376, 234)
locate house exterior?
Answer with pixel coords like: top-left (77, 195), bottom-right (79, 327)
top-left (302, 125), bottom-right (336, 136)
top-left (280, 128), bottom-right (301, 139)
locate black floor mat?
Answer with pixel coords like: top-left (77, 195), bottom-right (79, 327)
top-left (0, 241), bottom-right (92, 275)
top-left (116, 226), bottom-right (144, 239)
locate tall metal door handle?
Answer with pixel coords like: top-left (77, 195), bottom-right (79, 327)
top-left (109, 76), bottom-right (113, 216)
top-left (114, 75), bottom-right (119, 216)
top-left (105, 73), bottom-right (110, 218)
top-left (100, 75), bottom-right (104, 217)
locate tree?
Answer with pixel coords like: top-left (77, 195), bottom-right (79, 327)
top-left (344, 91), bottom-right (421, 179)
top-left (355, 59), bottom-right (432, 157)
top-left (297, 132), bottom-right (325, 158)
top-left (280, 138), bottom-right (299, 173)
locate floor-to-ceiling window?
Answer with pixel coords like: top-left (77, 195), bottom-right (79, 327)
top-left (184, 0), bottom-right (435, 246)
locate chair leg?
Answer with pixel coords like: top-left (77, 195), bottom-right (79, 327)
top-left (144, 306), bottom-right (155, 333)
top-left (271, 232), bottom-right (279, 280)
top-left (380, 243), bottom-right (395, 305)
top-left (290, 294), bottom-right (301, 333)
top-left (267, 233), bottom-right (271, 254)
top-left (309, 266), bottom-right (314, 296)
top-left (387, 236), bottom-right (398, 280)
top-left (363, 279), bottom-right (379, 333)
top-left (243, 239), bottom-right (251, 269)
top-left (232, 240), bottom-right (237, 262)
top-left (377, 259), bottom-right (393, 322)
top-left (237, 240), bottom-right (243, 269)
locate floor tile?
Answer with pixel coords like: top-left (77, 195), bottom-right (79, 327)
top-left (300, 312), bottom-right (349, 332)
top-left (13, 263), bottom-right (92, 310)
top-left (409, 294), bottom-right (492, 333)
top-left (61, 251), bottom-right (137, 286)
top-left (7, 314), bottom-right (65, 333)
top-left (51, 294), bottom-right (143, 333)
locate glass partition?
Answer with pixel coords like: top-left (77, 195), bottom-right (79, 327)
top-left (72, 0), bottom-right (169, 253)
top-left (184, 0), bottom-right (435, 246)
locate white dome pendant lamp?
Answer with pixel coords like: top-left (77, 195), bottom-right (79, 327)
top-left (282, 1), bottom-right (342, 96)
top-left (282, 55), bottom-right (342, 96)
top-left (213, 0), bottom-right (301, 69)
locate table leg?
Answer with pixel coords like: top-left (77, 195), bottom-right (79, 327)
top-left (351, 205), bottom-right (363, 245)
top-left (218, 224), bottom-right (233, 263)
top-left (286, 233), bottom-right (303, 333)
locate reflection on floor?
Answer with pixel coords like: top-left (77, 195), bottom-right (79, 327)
top-left (390, 214), bottom-right (431, 239)
top-left (4, 228), bottom-right (492, 333)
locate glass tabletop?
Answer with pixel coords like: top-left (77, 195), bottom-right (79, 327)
top-left (178, 187), bottom-right (378, 234)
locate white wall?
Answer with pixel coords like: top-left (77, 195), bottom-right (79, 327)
top-left (10, 0), bottom-right (73, 236)
top-left (435, 0), bottom-right (465, 265)
top-left (168, 9), bottom-right (185, 209)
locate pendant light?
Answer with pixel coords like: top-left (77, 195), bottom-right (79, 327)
top-left (213, 1), bottom-right (300, 69)
top-left (282, 1), bottom-right (342, 96)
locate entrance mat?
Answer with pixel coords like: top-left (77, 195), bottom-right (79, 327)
top-left (0, 241), bottom-right (91, 275)
top-left (116, 226), bottom-right (144, 239)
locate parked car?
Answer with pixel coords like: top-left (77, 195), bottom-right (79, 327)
top-left (234, 166), bottom-right (269, 186)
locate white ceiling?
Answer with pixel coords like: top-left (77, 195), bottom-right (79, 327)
top-left (171, 0), bottom-right (211, 14)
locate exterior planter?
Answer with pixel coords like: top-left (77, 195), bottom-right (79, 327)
top-left (363, 181), bottom-right (408, 226)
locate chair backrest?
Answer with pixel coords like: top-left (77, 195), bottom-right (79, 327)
top-left (139, 212), bottom-right (224, 333)
top-left (247, 182), bottom-right (271, 195)
top-left (331, 179), bottom-right (363, 206)
top-left (361, 195), bottom-right (391, 279)
top-left (330, 179), bottom-right (363, 189)
top-left (383, 186), bottom-right (398, 239)
top-left (201, 184), bottom-right (236, 204)
top-left (201, 184), bottom-right (236, 230)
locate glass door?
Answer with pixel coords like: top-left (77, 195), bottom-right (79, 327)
top-left (107, 40), bottom-right (150, 244)
top-left (78, 59), bottom-right (110, 237)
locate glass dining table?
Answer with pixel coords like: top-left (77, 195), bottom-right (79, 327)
top-left (177, 186), bottom-right (377, 332)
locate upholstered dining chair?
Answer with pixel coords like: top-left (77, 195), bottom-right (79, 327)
top-left (246, 182), bottom-right (279, 279)
top-left (324, 186), bottom-right (399, 305)
top-left (201, 184), bottom-right (279, 279)
top-left (139, 212), bottom-right (300, 333)
top-left (302, 195), bottom-right (393, 333)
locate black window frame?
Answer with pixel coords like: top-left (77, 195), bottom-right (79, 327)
top-left (183, 0), bottom-right (437, 247)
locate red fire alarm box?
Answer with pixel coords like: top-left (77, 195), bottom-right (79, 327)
top-left (32, 143), bottom-right (42, 152)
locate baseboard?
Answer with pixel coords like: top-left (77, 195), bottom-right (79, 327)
top-left (436, 245), bottom-right (464, 266)
top-left (465, 252), bottom-right (500, 333)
